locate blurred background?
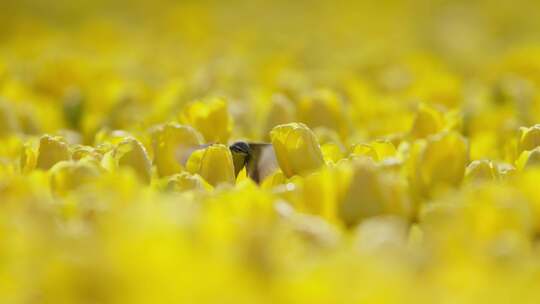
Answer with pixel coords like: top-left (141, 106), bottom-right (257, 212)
top-left (2, 0), bottom-right (540, 148)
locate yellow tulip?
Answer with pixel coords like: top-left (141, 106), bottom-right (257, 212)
top-left (166, 172), bottom-right (212, 192)
top-left (270, 122), bottom-right (325, 177)
top-left (464, 160), bottom-right (499, 182)
top-left (186, 144), bottom-right (235, 186)
top-left (49, 160), bottom-right (103, 196)
top-left (339, 159), bottom-right (411, 227)
top-left (408, 131), bottom-right (468, 198)
top-left (180, 98), bottom-right (232, 143)
top-left (518, 124), bottom-right (540, 154)
top-left (409, 103), bottom-right (445, 139)
top-left (152, 123), bottom-right (203, 177)
top-left (36, 135), bottom-right (71, 170)
top-left (298, 89), bottom-right (348, 139)
top-left (516, 147), bottom-right (540, 171)
top-left (351, 140), bottom-right (397, 162)
top-left (108, 137), bottom-right (152, 184)
top-left (263, 94), bottom-right (296, 137)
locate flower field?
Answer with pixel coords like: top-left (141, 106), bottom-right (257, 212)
top-left (2, 0), bottom-right (540, 303)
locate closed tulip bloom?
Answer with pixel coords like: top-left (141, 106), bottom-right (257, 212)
top-left (152, 123), bottom-right (203, 177)
top-left (518, 124), bottom-right (540, 154)
top-left (166, 172), bottom-right (212, 192)
top-left (339, 159), bottom-right (411, 227)
top-left (352, 140), bottom-right (397, 162)
top-left (112, 137), bottom-right (152, 184)
top-left (409, 104), bottom-right (445, 139)
top-left (188, 144), bottom-right (236, 186)
top-left (36, 135), bottom-right (71, 170)
top-left (516, 147), bottom-right (540, 170)
top-left (180, 98), bottom-right (232, 143)
top-left (263, 94), bottom-right (296, 137)
top-left (270, 123), bottom-right (325, 177)
top-left (50, 160), bottom-right (103, 196)
top-left (298, 89), bottom-right (348, 139)
top-left (408, 131), bottom-right (468, 197)
top-left (465, 160), bottom-right (499, 182)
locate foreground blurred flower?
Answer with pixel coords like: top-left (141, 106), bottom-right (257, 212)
top-left (351, 140), bottom-right (397, 162)
top-left (517, 124), bottom-right (540, 154)
top-left (186, 144), bottom-right (235, 186)
top-left (103, 137), bottom-right (152, 183)
top-left (180, 98), bottom-right (232, 143)
top-left (298, 89), bottom-right (348, 139)
top-left (36, 135), bottom-right (71, 170)
top-left (339, 159), bottom-right (412, 227)
top-left (270, 123), bottom-right (325, 177)
top-left (151, 123), bottom-right (203, 177)
top-left (166, 172), bottom-right (212, 192)
top-left (50, 160), bottom-right (103, 196)
top-left (464, 159), bottom-right (499, 182)
top-left (407, 131), bottom-right (469, 198)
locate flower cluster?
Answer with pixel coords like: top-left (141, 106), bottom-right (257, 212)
top-left (2, 0), bottom-right (540, 303)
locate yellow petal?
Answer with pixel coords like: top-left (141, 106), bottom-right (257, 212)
top-left (152, 123), bottom-right (203, 177)
top-left (36, 135), bottom-right (71, 170)
top-left (270, 122), bottom-right (325, 177)
top-left (180, 98), bottom-right (232, 143)
top-left (113, 137), bottom-right (152, 184)
top-left (518, 124), bottom-right (540, 154)
top-left (198, 144), bottom-right (236, 186)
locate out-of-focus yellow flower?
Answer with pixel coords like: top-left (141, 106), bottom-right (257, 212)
top-left (515, 147), bottom-right (540, 171)
top-left (0, 100), bottom-right (20, 137)
top-left (339, 159), bottom-right (412, 227)
top-left (180, 98), bottom-right (232, 143)
top-left (50, 160), bottom-right (103, 196)
top-left (186, 144), bottom-right (235, 186)
top-left (464, 160), bottom-right (499, 182)
top-left (152, 123), bottom-right (203, 177)
top-left (298, 89), bottom-right (348, 139)
top-left (409, 104), bottom-right (445, 139)
top-left (517, 124), bottom-right (540, 154)
top-left (270, 122), bottom-right (325, 177)
top-left (351, 140), bottom-right (397, 162)
top-left (263, 94), bottom-right (296, 137)
top-left (104, 137), bottom-right (152, 184)
top-left (166, 172), bottom-right (212, 192)
top-left (36, 135), bottom-right (71, 170)
top-left (407, 131), bottom-right (468, 198)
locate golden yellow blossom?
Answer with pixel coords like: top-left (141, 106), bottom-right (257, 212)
top-left (270, 122), bottom-right (325, 177)
top-left (180, 98), bottom-right (232, 143)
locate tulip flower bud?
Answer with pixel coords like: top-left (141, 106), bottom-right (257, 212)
top-left (50, 160), bottom-right (103, 196)
top-left (187, 144), bottom-right (235, 186)
top-left (152, 123), bottom-right (203, 177)
top-left (180, 98), bottom-right (232, 143)
top-left (465, 160), bottom-right (499, 182)
top-left (408, 131), bottom-right (468, 197)
top-left (518, 124), bottom-right (540, 154)
top-left (298, 89), bottom-right (348, 139)
top-left (409, 104), bottom-right (444, 139)
top-left (166, 172), bottom-right (212, 192)
top-left (36, 135), bottom-right (71, 170)
top-left (111, 138), bottom-right (152, 184)
top-left (263, 94), bottom-right (296, 137)
top-left (270, 123), bottom-right (325, 177)
top-left (352, 140), bottom-right (397, 162)
top-left (516, 147), bottom-right (540, 171)
top-left (339, 159), bottom-right (411, 227)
